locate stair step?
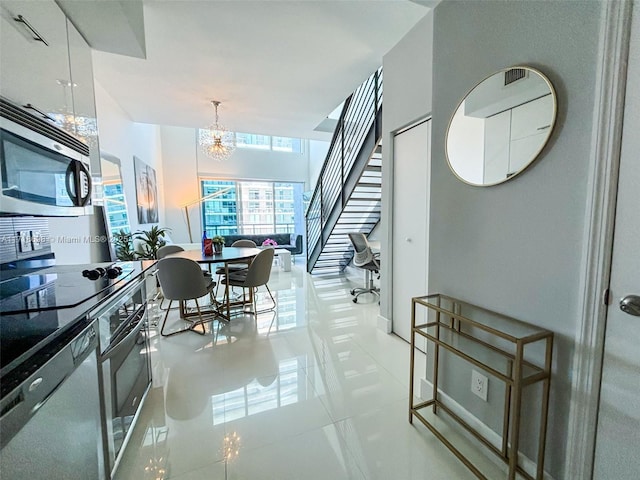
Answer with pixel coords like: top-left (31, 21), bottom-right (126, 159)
top-left (365, 165), bottom-right (382, 172)
top-left (355, 183), bottom-right (381, 188)
top-left (336, 220), bottom-right (377, 225)
top-left (315, 261), bottom-right (349, 266)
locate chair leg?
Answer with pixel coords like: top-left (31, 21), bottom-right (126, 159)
top-left (351, 270), bottom-right (380, 304)
top-left (160, 299), bottom-right (209, 336)
top-left (254, 284), bottom-right (277, 314)
top-left (191, 299), bottom-right (207, 335)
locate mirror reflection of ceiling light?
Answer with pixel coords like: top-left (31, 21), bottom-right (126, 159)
top-left (199, 100), bottom-right (237, 161)
top-left (49, 79), bottom-right (98, 147)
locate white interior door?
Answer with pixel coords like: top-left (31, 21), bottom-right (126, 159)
top-left (593, 6), bottom-right (640, 477)
top-left (392, 119), bottom-right (430, 343)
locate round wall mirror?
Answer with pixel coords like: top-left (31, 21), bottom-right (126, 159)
top-left (445, 66), bottom-right (557, 186)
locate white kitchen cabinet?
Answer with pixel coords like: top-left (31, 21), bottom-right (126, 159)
top-left (0, 1), bottom-right (71, 127)
top-left (483, 109), bottom-right (511, 184)
top-left (482, 95), bottom-right (554, 180)
top-left (1, 1), bottom-right (100, 173)
top-left (509, 95), bottom-right (553, 174)
top-left (510, 94), bottom-right (554, 141)
top-left (509, 133), bottom-right (547, 175)
top-left (67, 18), bottom-right (100, 172)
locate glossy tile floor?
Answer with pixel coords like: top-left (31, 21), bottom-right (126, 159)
top-left (114, 264), bottom-right (497, 480)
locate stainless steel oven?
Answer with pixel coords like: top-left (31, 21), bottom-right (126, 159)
top-left (93, 277), bottom-right (151, 478)
top-left (0, 97), bottom-right (92, 216)
top-left (0, 320), bottom-right (104, 480)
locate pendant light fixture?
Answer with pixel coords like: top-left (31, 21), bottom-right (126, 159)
top-left (199, 100), bottom-right (236, 161)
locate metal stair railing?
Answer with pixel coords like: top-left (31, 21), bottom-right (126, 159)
top-left (305, 68), bottom-right (383, 271)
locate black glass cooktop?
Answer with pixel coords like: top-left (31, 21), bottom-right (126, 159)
top-left (0, 261), bottom-right (153, 376)
top-left (0, 264), bottom-right (135, 315)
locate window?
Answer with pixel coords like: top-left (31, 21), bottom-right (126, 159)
top-left (233, 132), bottom-right (302, 154)
top-left (272, 136), bottom-right (302, 153)
top-left (236, 133), bottom-right (271, 150)
top-left (103, 182), bottom-right (130, 234)
top-left (201, 179), bottom-right (304, 236)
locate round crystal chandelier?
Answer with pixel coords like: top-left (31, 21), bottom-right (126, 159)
top-left (199, 100), bottom-right (236, 161)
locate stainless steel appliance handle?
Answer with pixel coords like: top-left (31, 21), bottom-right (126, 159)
top-left (100, 304), bottom-right (147, 362)
top-left (0, 322), bottom-right (98, 449)
top-left (21, 103), bottom-right (55, 122)
top-left (29, 376), bottom-right (67, 415)
top-left (77, 161), bottom-right (92, 206)
top-left (65, 160), bottom-right (92, 207)
top-left (13, 15), bottom-right (49, 46)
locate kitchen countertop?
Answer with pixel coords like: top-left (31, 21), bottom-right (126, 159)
top-left (0, 260), bottom-right (156, 395)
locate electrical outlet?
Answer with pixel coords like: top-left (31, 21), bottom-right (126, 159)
top-left (471, 370), bottom-right (488, 401)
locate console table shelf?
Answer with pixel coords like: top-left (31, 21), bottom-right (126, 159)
top-left (409, 294), bottom-right (553, 480)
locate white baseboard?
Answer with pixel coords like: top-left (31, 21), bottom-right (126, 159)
top-left (419, 378), bottom-right (555, 480)
top-left (377, 314), bottom-right (392, 333)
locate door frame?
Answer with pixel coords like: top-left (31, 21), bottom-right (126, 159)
top-left (387, 114), bottom-right (432, 341)
top-left (387, 115), bottom-right (432, 336)
top-left (565, 2), bottom-right (632, 478)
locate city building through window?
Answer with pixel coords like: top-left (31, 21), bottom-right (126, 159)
top-left (201, 179), bottom-right (305, 236)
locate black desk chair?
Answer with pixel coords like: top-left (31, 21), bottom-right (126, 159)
top-left (348, 233), bottom-right (380, 303)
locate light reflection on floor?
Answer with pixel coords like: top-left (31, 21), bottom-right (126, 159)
top-left (114, 264), bottom-right (496, 480)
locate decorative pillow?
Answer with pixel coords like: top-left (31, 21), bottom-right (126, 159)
top-left (262, 238), bottom-right (278, 247)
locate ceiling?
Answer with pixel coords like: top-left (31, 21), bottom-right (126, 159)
top-left (70, 1), bottom-right (430, 140)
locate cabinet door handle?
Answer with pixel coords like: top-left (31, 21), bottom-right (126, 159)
top-left (14, 14), bottom-right (49, 46)
top-left (22, 103), bottom-right (55, 122)
top-left (536, 125), bottom-right (551, 131)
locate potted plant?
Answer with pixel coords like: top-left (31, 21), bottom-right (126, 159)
top-left (212, 235), bottom-right (225, 254)
top-left (113, 230), bottom-right (136, 261)
top-left (134, 226), bottom-right (170, 259)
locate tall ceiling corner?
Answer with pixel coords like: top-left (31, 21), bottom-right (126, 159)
top-left (56, 0), bottom-right (146, 59)
top-left (409, 0), bottom-right (441, 8)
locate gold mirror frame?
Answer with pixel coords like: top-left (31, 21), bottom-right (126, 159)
top-left (445, 65), bottom-right (558, 187)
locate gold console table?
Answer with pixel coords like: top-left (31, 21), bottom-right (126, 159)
top-left (409, 294), bottom-right (553, 480)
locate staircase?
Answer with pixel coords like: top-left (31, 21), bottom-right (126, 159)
top-left (306, 68), bottom-right (382, 274)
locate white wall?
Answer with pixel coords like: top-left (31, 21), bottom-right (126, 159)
top-left (161, 126), bottom-right (322, 243)
top-left (93, 81), bottom-right (164, 234)
top-left (309, 139), bottom-right (330, 188)
top-left (49, 80), bottom-right (164, 264)
top-left (427, 2), bottom-right (603, 478)
top-left (382, 1), bottom-right (609, 478)
top-left (446, 104), bottom-right (485, 184)
top-left (380, 12), bottom-right (434, 323)
top-left (47, 212), bottom-right (96, 264)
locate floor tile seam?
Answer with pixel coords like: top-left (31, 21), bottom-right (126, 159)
top-left (325, 416), bottom-right (378, 480)
top-left (301, 362), bottom-right (407, 403)
top-left (348, 335), bottom-right (416, 388)
top-left (327, 402), bottom-right (442, 480)
top-left (230, 420), bottom-right (362, 477)
top-left (307, 351), bottom-right (412, 397)
top-left (316, 393), bottom-right (411, 425)
top-left (221, 415), bottom-right (340, 459)
top-left (212, 416), bottom-right (340, 469)
top-left (299, 362), bottom-right (380, 426)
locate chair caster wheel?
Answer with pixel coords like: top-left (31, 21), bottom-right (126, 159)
top-left (353, 298), bottom-right (358, 303)
top-left (350, 289), bottom-right (355, 295)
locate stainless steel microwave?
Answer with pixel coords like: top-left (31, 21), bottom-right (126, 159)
top-left (0, 98), bottom-right (93, 216)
